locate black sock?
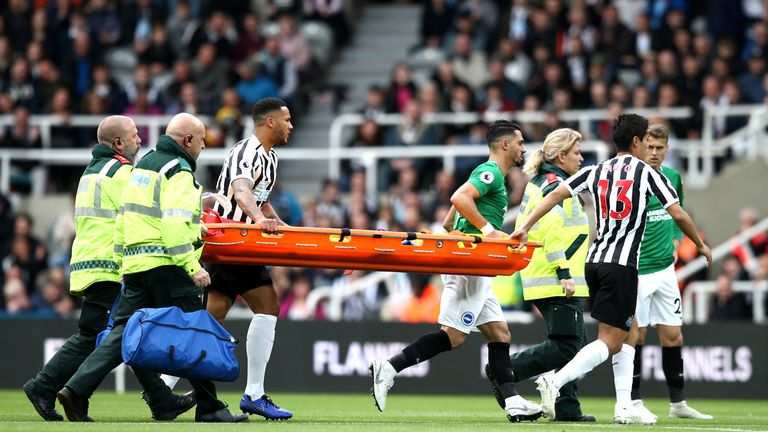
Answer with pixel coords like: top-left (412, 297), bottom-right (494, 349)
top-left (662, 346), bottom-right (685, 403)
top-left (488, 342), bottom-right (518, 398)
top-left (631, 344), bottom-right (643, 400)
top-left (388, 330), bottom-right (451, 373)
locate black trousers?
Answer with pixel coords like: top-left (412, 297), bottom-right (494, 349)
top-left (64, 265), bottom-right (224, 414)
top-left (509, 296), bottom-right (588, 418)
top-left (27, 281), bottom-right (120, 401)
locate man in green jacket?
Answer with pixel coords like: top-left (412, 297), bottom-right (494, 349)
top-left (57, 113), bottom-right (247, 423)
top-left (23, 115), bottom-right (194, 421)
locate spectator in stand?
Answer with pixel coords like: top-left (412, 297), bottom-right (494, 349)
top-left (709, 274), bottom-right (752, 321)
top-left (0, 106), bottom-right (41, 150)
top-left (420, 0), bottom-right (455, 49)
top-left (0, 193), bottom-right (13, 257)
top-left (398, 273), bottom-right (440, 324)
top-left (121, 0), bottom-right (167, 48)
top-left (165, 0), bottom-right (205, 60)
top-left (235, 62), bottom-right (279, 107)
top-left (632, 85), bottom-right (653, 109)
top-left (385, 62), bottom-right (418, 114)
top-left (214, 88), bottom-right (244, 143)
top-left (449, 33), bottom-right (489, 91)
top-left (48, 88), bottom-right (79, 148)
top-left (257, 36), bottom-right (299, 109)
top-left (431, 61), bottom-right (469, 108)
top-left (277, 13), bottom-right (311, 76)
top-left (191, 43), bottom-right (231, 111)
top-left (159, 60), bottom-right (192, 109)
top-left (123, 64), bottom-right (160, 107)
top-left (732, 207), bottom-right (768, 277)
top-left (739, 49), bottom-right (767, 103)
top-left (31, 269), bottom-right (75, 316)
top-left (90, 63), bottom-right (128, 113)
top-left (234, 14), bottom-right (264, 65)
top-left (359, 85), bottom-right (386, 119)
top-left (315, 179), bottom-right (346, 228)
top-left (165, 82), bottom-right (202, 115)
top-left (138, 23), bottom-right (176, 75)
top-left (417, 82), bottom-right (444, 114)
top-left (3, 58), bottom-right (38, 112)
top-left (303, 0), bottom-right (351, 47)
top-left (35, 60), bottom-right (63, 113)
top-left (87, 0), bottom-right (122, 51)
top-left (3, 277), bottom-right (31, 314)
top-left (201, 10), bottom-right (237, 60)
top-left (722, 254), bottom-right (750, 281)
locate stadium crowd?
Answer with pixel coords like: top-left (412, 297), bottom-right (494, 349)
top-left (1, 0), bottom-right (767, 322)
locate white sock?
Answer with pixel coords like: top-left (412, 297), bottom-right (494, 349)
top-left (161, 374), bottom-right (180, 389)
top-left (552, 340), bottom-right (610, 389)
top-left (244, 314), bottom-right (277, 400)
top-left (613, 344), bottom-right (635, 408)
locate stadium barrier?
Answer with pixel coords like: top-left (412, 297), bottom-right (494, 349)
top-left (3, 319), bottom-right (765, 399)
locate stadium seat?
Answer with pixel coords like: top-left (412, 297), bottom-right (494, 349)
top-left (301, 21), bottom-right (335, 70)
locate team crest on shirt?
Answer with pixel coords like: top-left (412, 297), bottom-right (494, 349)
top-left (239, 159), bottom-right (252, 171)
top-left (461, 311), bottom-right (475, 326)
top-left (480, 171), bottom-right (494, 184)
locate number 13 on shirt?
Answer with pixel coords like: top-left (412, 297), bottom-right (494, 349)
top-left (597, 179), bottom-right (634, 219)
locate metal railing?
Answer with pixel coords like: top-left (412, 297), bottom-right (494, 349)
top-left (2, 104), bottom-right (766, 195)
top-left (676, 217), bottom-right (768, 281)
top-left (682, 280), bottom-right (766, 324)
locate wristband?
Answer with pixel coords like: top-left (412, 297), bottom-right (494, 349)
top-left (480, 222), bottom-right (494, 236)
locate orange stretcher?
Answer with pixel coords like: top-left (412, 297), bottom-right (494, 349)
top-left (200, 212), bottom-right (541, 277)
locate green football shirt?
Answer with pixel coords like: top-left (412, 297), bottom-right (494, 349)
top-left (638, 165), bottom-right (684, 275)
top-left (453, 160), bottom-right (508, 234)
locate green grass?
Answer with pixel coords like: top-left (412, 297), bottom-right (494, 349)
top-left (3, 390), bottom-right (768, 431)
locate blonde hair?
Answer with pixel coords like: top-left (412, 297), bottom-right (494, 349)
top-left (523, 128), bottom-right (582, 175)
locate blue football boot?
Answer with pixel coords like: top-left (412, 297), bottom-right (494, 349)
top-left (239, 395), bottom-right (293, 420)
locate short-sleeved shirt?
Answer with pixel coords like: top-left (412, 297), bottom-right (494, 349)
top-left (638, 165), bottom-right (684, 275)
top-left (212, 135), bottom-right (278, 223)
top-left (563, 155), bottom-right (679, 268)
top-left (453, 160), bottom-right (507, 234)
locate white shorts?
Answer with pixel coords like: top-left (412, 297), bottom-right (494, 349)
top-left (437, 274), bottom-right (505, 334)
top-left (636, 264), bottom-right (683, 327)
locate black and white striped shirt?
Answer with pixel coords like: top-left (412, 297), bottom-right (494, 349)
top-left (213, 135), bottom-right (278, 223)
top-left (563, 155), bottom-right (679, 268)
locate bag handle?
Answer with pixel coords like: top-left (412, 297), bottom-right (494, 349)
top-left (168, 345), bottom-right (207, 372)
top-left (104, 283), bottom-right (125, 330)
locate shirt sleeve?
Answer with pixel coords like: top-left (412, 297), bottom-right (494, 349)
top-left (563, 166), bottom-right (593, 196)
top-left (646, 166), bottom-right (679, 209)
top-left (229, 144), bottom-right (261, 187)
top-left (467, 166), bottom-right (503, 198)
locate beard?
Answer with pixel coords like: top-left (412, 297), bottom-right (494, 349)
top-left (515, 154), bottom-right (526, 168)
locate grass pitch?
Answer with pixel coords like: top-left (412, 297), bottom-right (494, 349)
top-left (2, 390), bottom-right (767, 431)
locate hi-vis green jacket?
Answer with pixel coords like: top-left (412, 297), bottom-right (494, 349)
top-left (69, 144), bottom-right (133, 294)
top-left (515, 163), bottom-right (589, 300)
top-left (114, 136), bottom-right (203, 277)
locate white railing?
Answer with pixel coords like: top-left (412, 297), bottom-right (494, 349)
top-left (327, 107), bottom-right (692, 179)
top-left (305, 271), bottom-right (412, 321)
top-left (676, 217), bottom-right (768, 281)
top-left (0, 139), bottom-right (610, 198)
top-left (682, 280), bottom-right (766, 324)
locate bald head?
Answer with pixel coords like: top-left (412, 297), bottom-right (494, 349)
top-left (166, 112), bottom-right (206, 160)
top-left (97, 115), bottom-right (141, 163)
top-left (97, 115), bottom-right (133, 145)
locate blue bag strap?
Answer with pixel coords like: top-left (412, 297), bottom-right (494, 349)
top-left (105, 283), bottom-right (125, 329)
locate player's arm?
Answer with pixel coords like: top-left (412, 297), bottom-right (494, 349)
top-left (510, 184), bottom-right (571, 244)
top-left (441, 205), bottom-right (457, 232)
top-left (665, 203), bottom-right (711, 265)
top-left (231, 178), bottom-right (278, 233)
top-left (260, 201), bottom-right (288, 226)
top-left (450, 182), bottom-right (503, 238)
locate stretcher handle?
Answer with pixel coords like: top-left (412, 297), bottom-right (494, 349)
top-left (203, 223), bottom-right (542, 248)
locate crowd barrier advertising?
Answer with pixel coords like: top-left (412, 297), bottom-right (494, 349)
top-left (2, 319), bottom-right (765, 399)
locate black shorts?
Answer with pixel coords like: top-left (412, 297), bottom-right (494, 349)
top-left (207, 263), bottom-right (273, 303)
top-left (585, 263), bottom-right (638, 331)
